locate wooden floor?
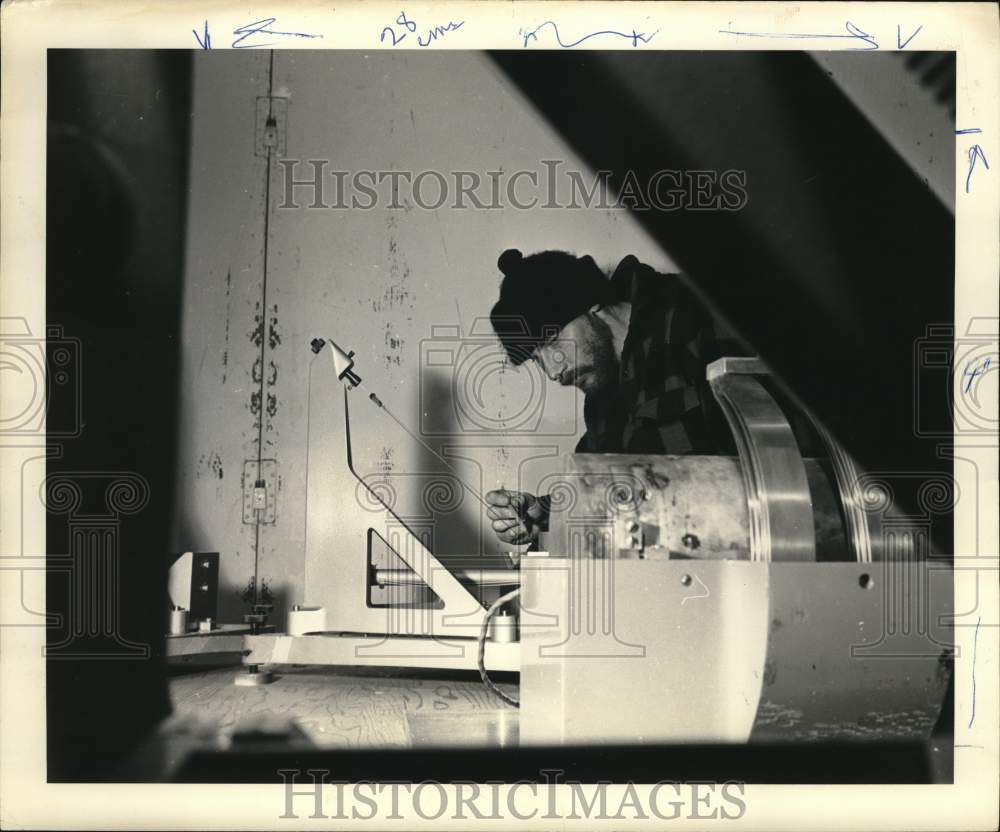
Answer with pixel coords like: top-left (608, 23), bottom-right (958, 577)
top-left (169, 665), bottom-right (518, 750)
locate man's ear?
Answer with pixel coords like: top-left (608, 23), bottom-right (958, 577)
top-left (590, 303), bottom-right (616, 326)
top-left (587, 304), bottom-right (615, 335)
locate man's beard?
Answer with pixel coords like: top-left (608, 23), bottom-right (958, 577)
top-left (575, 349), bottom-right (619, 394)
top-left (569, 316), bottom-right (620, 395)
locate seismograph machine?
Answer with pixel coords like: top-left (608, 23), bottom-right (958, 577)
top-left (237, 338), bottom-right (954, 747)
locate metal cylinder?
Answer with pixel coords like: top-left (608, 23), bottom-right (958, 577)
top-left (490, 608), bottom-right (519, 643)
top-left (545, 454), bottom-right (848, 562)
top-left (373, 567), bottom-right (519, 588)
top-left (169, 606), bottom-right (188, 635)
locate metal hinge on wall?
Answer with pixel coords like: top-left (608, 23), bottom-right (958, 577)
top-left (254, 97), bottom-right (288, 157)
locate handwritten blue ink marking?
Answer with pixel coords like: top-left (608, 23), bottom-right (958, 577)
top-left (232, 18), bottom-right (323, 49)
top-left (192, 20), bottom-right (212, 49)
top-left (521, 21), bottom-right (659, 49)
top-left (956, 128), bottom-right (982, 135)
top-left (968, 615), bottom-right (980, 728)
top-left (719, 20), bottom-right (878, 50)
top-left (380, 12), bottom-right (463, 47)
top-left (963, 357), bottom-right (992, 393)
top-left (896, 24), bottom-right (923, 49)
top-left (418, 20), bottom-right (464, 47)
top-left (966, 145), bottom-right (990, 193)
top-left (380, 11), bottom-right (416, 46)
top-left (380, 27), bottom-right (404, 45)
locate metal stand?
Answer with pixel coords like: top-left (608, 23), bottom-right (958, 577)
top-left (241, 341), bottom-right (493, 674)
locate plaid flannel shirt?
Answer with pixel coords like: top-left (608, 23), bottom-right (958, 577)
top-left (575, 255), bottom-right (745, 455)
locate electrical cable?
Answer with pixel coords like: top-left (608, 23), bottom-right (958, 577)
top-left (477, 587), bottom-right (520, 708)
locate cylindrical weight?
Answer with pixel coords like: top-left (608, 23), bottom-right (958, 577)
top-left (169, 607), bottom-right (189, 635)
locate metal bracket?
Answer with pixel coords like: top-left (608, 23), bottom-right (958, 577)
top-left (254, 97), bottom-right (288, 158)
top-left (242, 459), bottom-right (277, 524)
top-left (619, 519), bottom-right (645, 556)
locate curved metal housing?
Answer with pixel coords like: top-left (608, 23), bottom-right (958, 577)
top-left (707, 357), bottom-right (816, 562)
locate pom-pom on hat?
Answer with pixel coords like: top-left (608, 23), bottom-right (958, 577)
top-left (489, 249), bottom-right (615, 365)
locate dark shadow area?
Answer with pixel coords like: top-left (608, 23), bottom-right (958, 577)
top-left (171, 740), bottom-right (937, 784)
top-left (46, 49), bottom-right (193, 781)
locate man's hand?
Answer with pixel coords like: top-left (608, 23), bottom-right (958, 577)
top-left (485, 489), bottom-right (548, 545)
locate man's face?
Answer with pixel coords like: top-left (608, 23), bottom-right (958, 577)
top-left (530, 312), bottom-right (618, 395)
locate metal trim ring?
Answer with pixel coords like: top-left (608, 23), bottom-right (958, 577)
top-left (707, 358), bottom-right (816, 562)
top-left (806, 416), bottom-right (883, 563)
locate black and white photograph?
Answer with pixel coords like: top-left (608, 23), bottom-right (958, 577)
top-left (1, 2), bottom-right (998, 829)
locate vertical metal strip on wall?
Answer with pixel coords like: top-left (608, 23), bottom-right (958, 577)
top-left (250, 51), bottom-right (277, 605)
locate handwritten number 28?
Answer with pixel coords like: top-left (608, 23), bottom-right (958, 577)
top-left (380, 12), bottom-right (416, 45)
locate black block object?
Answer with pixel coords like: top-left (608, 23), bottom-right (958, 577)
top-left (168, 552), bottom-right (220, 622)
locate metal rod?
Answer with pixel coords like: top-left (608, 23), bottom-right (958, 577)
top-left (373, 567), bottom-right (519, 588)
top-left (363, 387), bottom-right (491, 510)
